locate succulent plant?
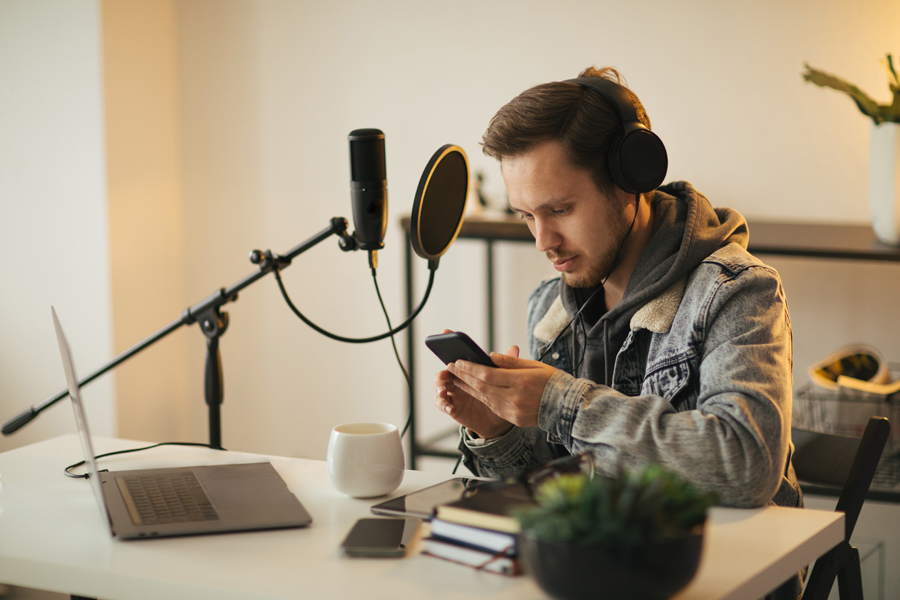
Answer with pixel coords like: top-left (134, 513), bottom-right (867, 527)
top-left (802, 54), bottom-right (900, 125)
top-left (513, 464), bottom-right (718, 546)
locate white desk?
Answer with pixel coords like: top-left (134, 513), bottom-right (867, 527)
top-left (0, 435), bottom-right (843, 600)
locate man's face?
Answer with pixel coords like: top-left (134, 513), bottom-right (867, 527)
top-left (502, 140), bottom-right (630, 288)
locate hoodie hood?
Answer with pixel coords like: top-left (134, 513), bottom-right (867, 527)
top-left (559, 181), bottom-right (748, 382)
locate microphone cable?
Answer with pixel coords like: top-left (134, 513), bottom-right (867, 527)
top-left (271, 264), bottom-right (415, 439)
top-left (272, 263), bottom-right (435, 345)
top-left (369, 267), bottom-right (414, 440)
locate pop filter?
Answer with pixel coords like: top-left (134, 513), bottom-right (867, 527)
top-left (409, 145), bottom-right (469, 265)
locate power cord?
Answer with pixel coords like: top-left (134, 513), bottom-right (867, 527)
top-left (64, 442), bottom-right (227, 479)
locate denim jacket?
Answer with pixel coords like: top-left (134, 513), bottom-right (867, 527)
top-left (459, 186), bottom-right (801, 509)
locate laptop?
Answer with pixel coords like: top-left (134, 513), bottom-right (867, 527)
top-left (52, 306), bottom-right (312, 539)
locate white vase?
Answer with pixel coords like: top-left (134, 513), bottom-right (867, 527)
top-left (869, 121), bottom-right (900, 246)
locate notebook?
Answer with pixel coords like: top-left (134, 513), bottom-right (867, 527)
top-left (52, 306), bottom-right (312, 539)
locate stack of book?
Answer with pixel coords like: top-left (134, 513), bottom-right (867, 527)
top-left (420, 481), bottom-right (533, 576)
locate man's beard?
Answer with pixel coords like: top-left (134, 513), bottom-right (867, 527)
top-left (556, 209), bottom-right (631, 289)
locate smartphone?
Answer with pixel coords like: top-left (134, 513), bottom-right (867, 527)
top-left (339, 517), bottom-right (422, 558)
top-left (425, 332), bottom-right (494, 367)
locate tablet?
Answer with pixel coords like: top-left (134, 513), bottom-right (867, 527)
top-left (370, 478), bottom-right (484, 519)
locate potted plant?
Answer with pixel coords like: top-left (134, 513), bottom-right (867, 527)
top-left (514, 464), bottom-right (718, 600)
top-left (802, 55), bottom-right (900, 245)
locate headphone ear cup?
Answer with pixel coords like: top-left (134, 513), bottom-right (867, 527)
top-left (614, 125), bottom-right (668, 194)
top-left (606, 132), bottom-right (627, 192)
top-left (565, 77), bottom-right (668, 194)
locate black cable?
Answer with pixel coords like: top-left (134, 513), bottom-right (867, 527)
top-left (64, 442), bottom-right (226, 479)
top-left (573, 307), bottom-right (588, 375)
top-left (369, 267), bottom-right (414, 439)
top-left (452, 453), bottom-right (463, 475)
top-left (273, 263), bottom-right (435, 344)
top-left (538, 289), bottom-right (595, 364)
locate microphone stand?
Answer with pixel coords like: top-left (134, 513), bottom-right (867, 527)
top-left (2, 217), bottom-right (361, 448)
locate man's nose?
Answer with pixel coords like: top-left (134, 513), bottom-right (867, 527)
top-left (533, 219), bottom-right (560, 253)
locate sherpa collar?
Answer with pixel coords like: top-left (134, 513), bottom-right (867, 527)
top-left (533, 278), bottom-right (687, 344)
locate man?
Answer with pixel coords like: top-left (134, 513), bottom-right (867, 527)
top-left (433, 66), bottom-right (801, 510)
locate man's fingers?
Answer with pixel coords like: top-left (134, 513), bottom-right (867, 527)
top-left (490, 352), bottom-right (521, 369)
top-left (451, 377), bottom-right (479, 401)
top-left (453, 356), bottom-right (541, 389)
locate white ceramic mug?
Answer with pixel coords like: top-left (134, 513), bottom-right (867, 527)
top-left (327, 422), bottom-right (405, 498)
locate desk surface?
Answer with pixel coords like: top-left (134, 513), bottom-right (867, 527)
top-left (0, 435), bottom-right (843, 600)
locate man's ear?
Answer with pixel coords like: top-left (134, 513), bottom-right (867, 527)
top-left (612, 186), bottom-right (638, 212)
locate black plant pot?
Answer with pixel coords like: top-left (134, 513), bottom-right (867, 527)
top-left (521, 525), bottom-right (705, 600)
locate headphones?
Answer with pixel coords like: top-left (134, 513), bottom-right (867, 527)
top-left (564, 77), bottom-right (667, 195)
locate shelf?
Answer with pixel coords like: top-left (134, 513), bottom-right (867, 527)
top-left (746, 221), bottom-right (900, 262)
top-left (424, 213), bottom-right (900, 261)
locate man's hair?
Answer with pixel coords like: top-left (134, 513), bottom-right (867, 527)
top-left (481, 66), bottom-right (652, 196)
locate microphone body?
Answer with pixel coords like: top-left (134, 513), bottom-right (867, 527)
top-left (348, 129), bottom-right (388, 251)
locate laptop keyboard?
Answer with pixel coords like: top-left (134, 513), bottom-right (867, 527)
top-left (116, 471), bottom-right (219, 526)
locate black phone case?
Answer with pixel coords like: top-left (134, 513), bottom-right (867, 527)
top-left (425, 332), bottom-right (494, 367)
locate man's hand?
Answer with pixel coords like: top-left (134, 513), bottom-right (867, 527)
top-left (434, 344), bottom-right (518, 439)
top-left (448, 352), bottom-right (557, 430)
top-left (433, 337), bottom-right (558, 439)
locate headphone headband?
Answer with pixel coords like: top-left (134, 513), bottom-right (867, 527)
top-left (564, 77), bottom-right (640, 125)
top-left (563, 77), bottom-right (667, 194)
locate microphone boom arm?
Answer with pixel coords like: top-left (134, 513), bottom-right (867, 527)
top-left (2, 217), bottom-right (365, 439)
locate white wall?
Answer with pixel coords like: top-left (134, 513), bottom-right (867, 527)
top-left (103, 0), bottom-right (193, 444)
top-left (0, 0), bottom-right (115, 454)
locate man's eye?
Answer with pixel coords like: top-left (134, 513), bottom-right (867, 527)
top-left (551, 207), bottom-right (569, 215)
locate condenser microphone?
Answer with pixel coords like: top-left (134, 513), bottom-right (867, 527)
top-left (348, 129), bottom-right (388, 257)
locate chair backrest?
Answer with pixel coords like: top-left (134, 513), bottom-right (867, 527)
top-left (791, 416), bottom-right (891, 538)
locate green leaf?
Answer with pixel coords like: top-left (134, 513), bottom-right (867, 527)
top-left (878, 55), bottom-right (900, 123)
top-left (883, 54), bottom-right (899, 88)
top-left (802, 63), bottom-right (883, 125)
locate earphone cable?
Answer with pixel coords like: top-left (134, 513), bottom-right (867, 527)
top-left (452, 453), bottom-right (464, 475)
top-left (538, 194), bottom-right (640, 370)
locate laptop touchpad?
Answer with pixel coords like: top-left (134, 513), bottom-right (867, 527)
top-left (202, 476), bottom-right (294, 506)
top-left (196, 464), bottom-right (296, 507)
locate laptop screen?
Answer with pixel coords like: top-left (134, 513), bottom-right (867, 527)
top-left (52, 306), bottom-right (113, 534)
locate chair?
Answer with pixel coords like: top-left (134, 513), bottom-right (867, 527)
top-left (791, 416), bottom-right (891, 600)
